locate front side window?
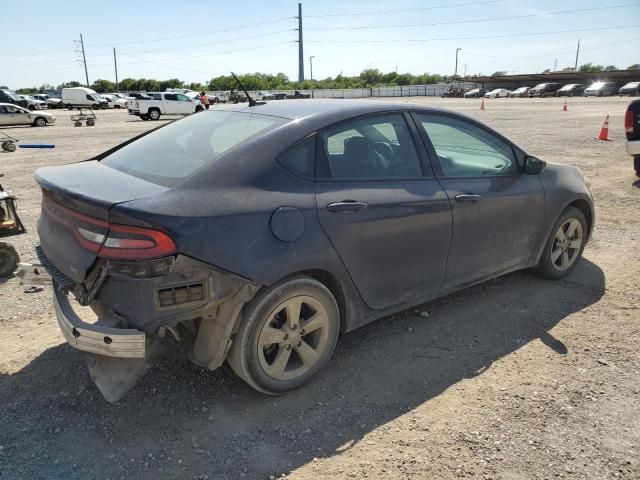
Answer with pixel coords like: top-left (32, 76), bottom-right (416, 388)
top-left (418, 114), bottom-right (517, 178)
top-left (165, 93), bottom-right (177, 101)
top-left (320, 114), bottom-right (423, 180)
top-left (176, 94), bottom-right (190, 102)
top-left (101, 111), bottom-right (285, 187)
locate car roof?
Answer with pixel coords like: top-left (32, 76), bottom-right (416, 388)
top-left (212, 99), bottom-right (440, 123)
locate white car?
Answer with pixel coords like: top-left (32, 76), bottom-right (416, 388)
top-left (19, 95), bottom-right (47, 110)
top-left (100, 94), bottom-right (127, 109)
top-left (32, 94), bottom-right (63, 109)
top-left (484, 89), bottom-right (510, 98)
top-left (0, 102), bottom-right (56, 127)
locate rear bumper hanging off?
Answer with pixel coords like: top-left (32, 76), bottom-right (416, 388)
top-left (53, 287), bottom-right (146, 358)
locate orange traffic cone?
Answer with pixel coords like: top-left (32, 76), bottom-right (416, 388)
top-left (480, 98), bottom-right (485, 110)
top-left (562, 100), bottom-right (568, 112)
top-left (597, 114), bottom-right (610, 141)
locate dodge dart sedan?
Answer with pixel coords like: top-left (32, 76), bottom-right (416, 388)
top-left (34, 100), bottom-right (594, 401)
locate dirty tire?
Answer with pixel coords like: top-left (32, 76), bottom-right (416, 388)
top-left (227, 275), bottom-right (340, 395)
top-left (534, 206), bottom-right (587, 280)
top-left (2, 141), bottom-right (16, 152)
top-left (86, 119), bottom-right (95, 127)
top-left (34, 117), bottom-right (47, 127)
top-left (0, 242), bottom-right (19, 277)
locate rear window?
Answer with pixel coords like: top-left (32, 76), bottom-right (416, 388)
top-left (101, 111), bottom-right (285, 187)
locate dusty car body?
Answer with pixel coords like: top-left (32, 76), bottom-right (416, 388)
top-left (33, 100), bottom-right (595, 401)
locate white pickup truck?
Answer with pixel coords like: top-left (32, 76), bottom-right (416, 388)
top-left (133, 92), bottom-right (203, 120)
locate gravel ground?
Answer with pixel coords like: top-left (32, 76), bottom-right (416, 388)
top-left (0, 97), bottom-right (639, 480)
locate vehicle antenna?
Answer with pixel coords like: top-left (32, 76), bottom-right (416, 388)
top-left (231, 72), bottom-right (264, 107)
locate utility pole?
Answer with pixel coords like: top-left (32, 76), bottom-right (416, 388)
top-left (454, 48), bottom-right (462, 78)
top-left (113, 47), bottom-right (119, 90)
top-left (574, 38), bottom-right (581, 71)
top-left (309, 56), bottom-right (315, 80)
top-left (297, 3), bottom-right (304, 85)
top-left (76, 33), bottom-right (89, 86)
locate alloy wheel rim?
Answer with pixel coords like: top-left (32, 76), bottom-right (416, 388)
top-left (257, 295), bottom-right (329, 381)
top-left (551, 218), bottom-right (583, 271)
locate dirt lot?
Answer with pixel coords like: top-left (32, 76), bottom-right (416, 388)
top-left (1, 97), bottom-right (639, 480)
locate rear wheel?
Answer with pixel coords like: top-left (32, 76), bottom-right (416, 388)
top-left (534, 207), bottom-right (587, 279)
top-left (227, 275), bottom-right (340, 394)
top-left (0, 243), bottom-right (19, 278)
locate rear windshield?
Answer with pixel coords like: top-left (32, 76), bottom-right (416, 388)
top-left (101, 110), bottom-right (285, 187)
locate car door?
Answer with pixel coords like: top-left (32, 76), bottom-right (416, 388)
top-left (315, 112), bottom-right (452, 310)
top-left (176, 94), bottom-right (194, 114)
top-left (3, 105), bottom-right (31, 125)
top-left (415, 112), bottom-right (545, 290)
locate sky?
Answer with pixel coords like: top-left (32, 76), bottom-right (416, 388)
top-left (1, 0), bottom-right (639, 89)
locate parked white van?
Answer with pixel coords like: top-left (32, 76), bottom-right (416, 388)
top-left (61, 87), bottom-right (107, 110)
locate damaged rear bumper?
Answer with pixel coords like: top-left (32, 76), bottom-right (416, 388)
top-left (53, 287), bottom-right (146, 358)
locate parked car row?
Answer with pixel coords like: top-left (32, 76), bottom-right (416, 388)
top-left (464, 81), bottom-right (640, 99)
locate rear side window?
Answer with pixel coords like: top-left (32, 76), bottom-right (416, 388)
top-left (319, 114), bottom-right (424, 180)
top-left (101, 111), bottom-right (285, 187)
top-left (279, 136), bottom-right (315, 178)
top-left (165, 93), bottom-right (177, 101)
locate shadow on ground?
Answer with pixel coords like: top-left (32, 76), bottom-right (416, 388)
top-left (0, 259), bottom-right (605, 479)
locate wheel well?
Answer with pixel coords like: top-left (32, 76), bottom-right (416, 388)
top-left (301, 269), bottom-right (347, 331)
top-left (568, 199), bottom-right (593, 236)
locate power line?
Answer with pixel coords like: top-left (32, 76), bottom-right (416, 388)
top-left (305, 0), bottom-right (504, 18)
top-left (464, 36), bottom-right (640, 59)
top-left (307, 24), bottom-right (640, 43)
top-left (306, 4), bottom-right (638, 30)
top-left (88, 17), bottom-right (294, 47)
top-left (3, 16), bottom-right (294, 60)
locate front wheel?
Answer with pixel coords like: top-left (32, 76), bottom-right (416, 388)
top-left (34, 117), bottom-right (47, 127)
top-left (0, 243), bottom-right (19, 278)
top-left (534, 207), bottom-right (587, 279)
top-left (227, 275), bottom-right (340, 394)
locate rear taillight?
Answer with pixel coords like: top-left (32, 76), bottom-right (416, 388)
top-left (43, 198), bottom-right (177, 260)
top-left (625, 109), bottom-right (634, 133)
top-left (99, 224), bottom-right (177, 260)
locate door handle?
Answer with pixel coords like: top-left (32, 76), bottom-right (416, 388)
top-left (455, 194), bottom-right (482, 202)
top-left (327, 201), bottom-right (368, 213)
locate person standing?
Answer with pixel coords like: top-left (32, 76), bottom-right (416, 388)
top-left (200, 91), bottom-right (210, 110)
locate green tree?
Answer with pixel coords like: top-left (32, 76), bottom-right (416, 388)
top-left (627, 63), bottom-right (640, 70)
top-left (90, 79), bottom-right (116, 93)
top-left (604, 65), bottom-right (618, 71)
top-left (579, 63), bottom-right (604, 72)
top-left (57, 81), bottom-right (81, 89)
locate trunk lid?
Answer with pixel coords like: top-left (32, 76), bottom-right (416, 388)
top-left (35, 161), bottom-right (168, 282)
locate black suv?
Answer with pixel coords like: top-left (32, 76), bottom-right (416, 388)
top-left (0, 89), bottom-right (28, 108)
top-left (528, 83), bottom-right (560, 97)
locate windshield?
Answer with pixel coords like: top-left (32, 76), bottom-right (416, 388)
top-left (101, 111), bottom-right (286, 187)
top-left (588, 82), bottom-right (604, 89)
top-left (624, 82), bottom-right (639, 88)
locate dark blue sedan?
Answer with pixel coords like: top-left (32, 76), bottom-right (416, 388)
top-left (34, 100), bottom-right (594, 401)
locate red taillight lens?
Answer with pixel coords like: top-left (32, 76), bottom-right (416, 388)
top-left (625, 109), bottom-right (634, 133)
top-left (99, 224), bottom-right (177, 260)
top-left (43, 197), bottom-right (177, 260)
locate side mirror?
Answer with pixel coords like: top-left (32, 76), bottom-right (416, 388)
top-left (524, 156), bottom-right (546, 175)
